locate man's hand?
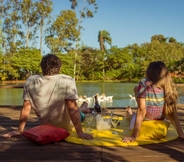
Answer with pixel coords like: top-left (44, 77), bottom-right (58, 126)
top-left (78, 132), bottom-right (94, 140)
top-left (122, 136), bottom-right (136, 142)
top-left (2, 131), bottom-right (22, 138)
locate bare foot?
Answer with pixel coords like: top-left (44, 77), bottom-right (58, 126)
top-left (126, 106), bottom-right (136, 130)
top-left (79, 101), bottom-right (90, 113)
top-left (126, 106), bottom-right (133, 119)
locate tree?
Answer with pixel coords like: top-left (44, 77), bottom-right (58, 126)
top-left (70, 0), bottom-right (98, 80)
top-left (69, 0), bottom-right (98, 18)
top-left (79, 47), bottom-right (101, 80)
top-left (0, 19), bottom-right (3, 55)
top-left (98, 30), bottom-right (112, 77)
top-left (1, 0), bottom-right (53, 54)
top-left (56, 53), bottom-right (74, 76)
top-left (151, 34), bottom-right (167, 43)
top-left (105, 46), bottom-right (134, 80)
top-left (98, 30), bottom-right (112, 51)
top-left (35, 0), bottom-right (53, 55)
top-left (45, 10), bottom-right (80, 53)
top-left (0, 19), bottom-right (5, 80)
top-left (11, 48), bottom-right (42, 80)
top-left (0, 0), bottom-right (7, 53)
top-left (168, 37), bottom-right (177, 43)
top-left (20, 0), bottom-right (39, 48)
top-left (1, 0), bottom-right (22, 54)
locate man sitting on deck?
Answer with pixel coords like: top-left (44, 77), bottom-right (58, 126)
top-left (3, 54), bottom-right (93, 140)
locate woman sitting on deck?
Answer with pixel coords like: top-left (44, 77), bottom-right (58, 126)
top-left (123, 61), bottom-right (184, 142)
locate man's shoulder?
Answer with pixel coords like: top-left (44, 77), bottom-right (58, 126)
top-left (56, 74), bottom-right (73, 80)
top-left (26, 74), bottom-right (74, 83)
top-left (27, 75), bottom-right (42, 80)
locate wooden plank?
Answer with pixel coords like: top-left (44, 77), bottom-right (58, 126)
top-left (0, 106), bottom-right (184, 162)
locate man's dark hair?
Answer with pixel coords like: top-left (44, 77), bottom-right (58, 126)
top-left (40, 54), bottom-right (62, 75)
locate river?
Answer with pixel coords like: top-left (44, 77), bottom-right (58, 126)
top-left (0, 82), bottom-right (184, 108)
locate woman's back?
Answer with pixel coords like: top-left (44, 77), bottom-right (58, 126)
top-left (136, 78), bottom-right (165, 120)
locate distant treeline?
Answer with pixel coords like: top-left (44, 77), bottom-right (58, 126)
top-left (1, 34), bottom-right (184, 82)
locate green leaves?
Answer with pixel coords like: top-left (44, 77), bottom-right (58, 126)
top-left (98, 30), bottom-right (112, 51)
top-left (45, 10), bottom-right (80, 53)
top-left (10, 48), bottom-right (42, 79)
top-left (70, 0), bottom-right (98, 18)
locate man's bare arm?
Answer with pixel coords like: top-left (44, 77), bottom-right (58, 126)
top-left (18, 100), bottom-right (32, 132)
top-left (66, 99), bottom-right (93, 140)
top-left (2, 100), bottom-right (31, 138)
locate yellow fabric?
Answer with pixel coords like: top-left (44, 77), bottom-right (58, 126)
top-left (65, 117), bottom-right (179, 146)
top-left (136, 120), bottom-right (170, 140)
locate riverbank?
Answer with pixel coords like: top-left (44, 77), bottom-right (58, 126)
top-left (1, 79), bottom-right (184, 85)
top-left (1, 80), bottom-right (26, 83)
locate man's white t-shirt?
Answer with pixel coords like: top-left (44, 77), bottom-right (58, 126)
top-left (23, 74), bottom-right (79, 130)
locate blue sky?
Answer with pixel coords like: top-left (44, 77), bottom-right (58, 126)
top-left (44, 0), bottom-right (184, 53)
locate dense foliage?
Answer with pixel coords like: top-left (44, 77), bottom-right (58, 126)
top-left (0, 1), bottom-right (184, 82)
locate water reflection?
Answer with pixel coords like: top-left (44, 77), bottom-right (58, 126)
top-left (0, 88), bottom-right (24, 105)
top-left (178, 85), bottom-right (184, 104)
top-left (0, 82), bottom-right (184, 108)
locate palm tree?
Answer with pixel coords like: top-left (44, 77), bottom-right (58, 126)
top-left (98, 30), bottom-right (112, 77)
top-left (98, 30), bottom-right (112, 51)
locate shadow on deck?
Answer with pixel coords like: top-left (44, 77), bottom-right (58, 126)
top-left (0, 106), bottom-right (184, 162)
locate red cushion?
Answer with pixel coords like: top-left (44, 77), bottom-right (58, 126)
top-left (22, 124), bottom-right (70, 144)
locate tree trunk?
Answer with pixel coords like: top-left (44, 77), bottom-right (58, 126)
top-left (39, 17), bottom-right (44, 55)
top-left (73, 50), bottom-right (77, 80)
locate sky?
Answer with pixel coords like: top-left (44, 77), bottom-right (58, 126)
top-left (43, 0), bottom-right (184, 53)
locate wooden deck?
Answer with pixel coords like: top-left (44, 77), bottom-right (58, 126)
top-left (1, 105), bottom-right (184, 162)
